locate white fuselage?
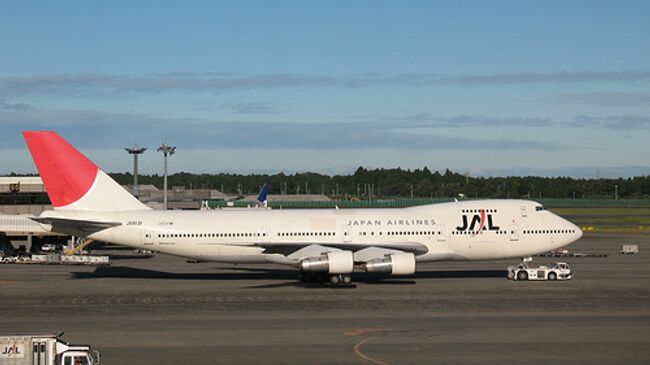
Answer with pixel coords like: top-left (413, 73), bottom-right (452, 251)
top-left (44, 199), bottom-right (582, 265)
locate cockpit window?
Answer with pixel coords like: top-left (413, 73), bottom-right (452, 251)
top-left (535, 206), bottom-right (545, 211)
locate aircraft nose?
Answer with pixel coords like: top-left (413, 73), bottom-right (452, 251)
top-left (557, 213), bottom-right (582, 243)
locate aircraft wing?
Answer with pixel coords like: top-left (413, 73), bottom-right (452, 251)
top-left (30, 216), bottom-right (122, 236)
top-left (253, 241), bottom-right (428, 257)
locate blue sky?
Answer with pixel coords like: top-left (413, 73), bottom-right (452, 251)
top-left (1, 0), bottom-right (649, 177)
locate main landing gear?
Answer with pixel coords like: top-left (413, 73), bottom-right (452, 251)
top-left (298, 271), bottom-right (353, 286)
top-left (328, 273), bottom-right (353, 286)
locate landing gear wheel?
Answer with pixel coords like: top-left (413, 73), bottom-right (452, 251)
top-left (517, 271), bottom-right (529, 281)
top-left (548, 272), bottom-right (557, 281)
top-left (329, 274), bottom-right (341, 286)
top-left (341, 274), bottom-right (352, 285)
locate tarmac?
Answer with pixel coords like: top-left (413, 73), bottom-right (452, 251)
top-left (1, 232), bottom-right (648, 364)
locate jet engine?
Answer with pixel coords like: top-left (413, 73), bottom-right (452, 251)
top-left (300, 250), bottom-right (354, 274)
top-left (364, 252), bottom-right (416, 275)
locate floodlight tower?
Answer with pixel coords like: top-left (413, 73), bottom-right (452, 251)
top-left (125, 145), bottom-right (146, 199)
top-left (157, 144), bottom-right (176, 210)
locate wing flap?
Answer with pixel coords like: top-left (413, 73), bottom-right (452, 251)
top-left (255, 241), bottom-right (428, 256)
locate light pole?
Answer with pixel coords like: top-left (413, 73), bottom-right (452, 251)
top-left (157, 144), bottom-right (176, 210)
top-left (125, 146), bottom-right (146, 199)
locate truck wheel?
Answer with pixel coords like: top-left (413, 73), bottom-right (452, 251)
top-left (548, 272), bottom-right (557, 281)
top-left (516, 271), bottom-right (528, 281)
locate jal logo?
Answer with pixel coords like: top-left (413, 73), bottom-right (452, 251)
top-left (1, 344), bottom-right (22, 357)
top-left (456, 209), bottom-right (500, 232)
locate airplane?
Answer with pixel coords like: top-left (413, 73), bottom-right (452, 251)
top-left (23, 131), bottom-right (583, 285)
top-left (255, 183), bottom-right (269, 208)
top-left (214, 183), bottom-right (268, 210)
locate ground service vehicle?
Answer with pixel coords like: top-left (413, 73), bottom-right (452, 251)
top-left (0, 333), bottom-right (100, 365)
top-left (620, 244), bottom-right (639, 254)
top-left (508, 262), bottom-right (572, 281)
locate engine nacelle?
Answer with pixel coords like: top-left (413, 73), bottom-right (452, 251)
top-left (300, 250), bottom-right (354, 274)
top-left (364, 252), bottom-right (416, 275)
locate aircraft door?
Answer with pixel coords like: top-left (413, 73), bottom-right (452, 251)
top-left (436, 224), bottom-right (447, 242)
top-left (343, 226), bottom-right (352, 242)
top-left (143, 230), bottom-right (154, 246)
top-left (260, 226), bottom-right (271, 243)
top-left (510, 224), bottom-right (519, 241)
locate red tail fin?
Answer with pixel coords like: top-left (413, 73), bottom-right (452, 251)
top-left (23, 131), bottom-right (98, 208)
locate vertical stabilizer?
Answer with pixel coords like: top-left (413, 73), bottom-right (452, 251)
top-left (256, 183), bottom-right (269, 208)
top-left (23, 131), bottom-right (151, 211)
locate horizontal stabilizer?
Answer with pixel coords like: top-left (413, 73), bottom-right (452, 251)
top-left (30, 216), bottom-right (121, 236)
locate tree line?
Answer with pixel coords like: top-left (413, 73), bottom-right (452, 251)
top-left (107, 167), bottom-right (650, 200)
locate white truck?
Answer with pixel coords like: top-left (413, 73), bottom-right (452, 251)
top-left (0, 333), bottom-right (100, 365)
top-left (620, 244), bottom-right (639, 255)
top-left (507, 262), bottom-right (572, 281)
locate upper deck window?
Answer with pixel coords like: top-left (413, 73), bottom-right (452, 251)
top-left (535, 206), bottom-right (545, 211)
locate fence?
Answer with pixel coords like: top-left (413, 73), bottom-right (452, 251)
top-left (207, 198), bottom-right (650, 209)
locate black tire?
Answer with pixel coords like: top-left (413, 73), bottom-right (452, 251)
top-left (299, 271), bottom-right (314, 282)
top-left (329, 275), bottom-right (341, 285)
top-left (548, 272), bottom-right (557, 281)
top-left (315, 272), bottom-right (327, 282)
top-left (342, 274), bottom-right (352, 284)
top-left (516, 270), bottom-right (528, 281)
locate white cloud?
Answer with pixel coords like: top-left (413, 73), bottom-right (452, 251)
top-left (2, 70), bottom-right (648, 98)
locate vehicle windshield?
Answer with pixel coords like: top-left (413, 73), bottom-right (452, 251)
top-left (74, 356), bottom-right (90, 365)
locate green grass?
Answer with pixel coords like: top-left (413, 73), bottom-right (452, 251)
top-left (550, 207), bottom-right (650, 216)
top-left (549, 207), bottom-right (650, 234)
